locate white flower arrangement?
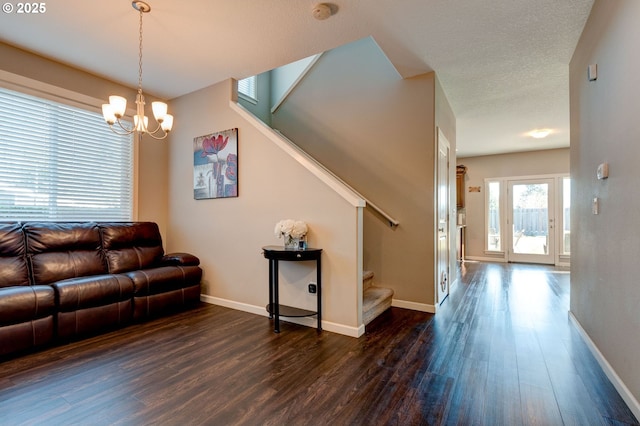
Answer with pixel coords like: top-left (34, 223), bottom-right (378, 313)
top-left (274, 219), bottom-right (308, 240)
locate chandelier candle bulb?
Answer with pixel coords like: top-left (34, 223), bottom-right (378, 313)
top-left (108, 96), bottom-right (127, 118)
top-left (161, 115), bottom-right (173, 132)
top-left (134, 115), bottom-right (149, 132)
top-left (152, 102), bottom-right (168, 121)
top-left (102, 104), bottom-right (116, 124)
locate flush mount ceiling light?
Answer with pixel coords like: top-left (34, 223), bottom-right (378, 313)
top-left (312, 3), bottom-right (333, 20)
top-left (528, 128), bottom-right (552, 139)
top-left (102, 1), bottom-right (173, 141)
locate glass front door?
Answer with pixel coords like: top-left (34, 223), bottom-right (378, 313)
top-left (507, 179), bottom-right (555, 264)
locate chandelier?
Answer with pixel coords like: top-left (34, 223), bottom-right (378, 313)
top-left (102, 1), bottom-right (173, 140)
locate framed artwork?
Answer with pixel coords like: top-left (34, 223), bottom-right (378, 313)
top-left (193, 128), bottom-right (238, 199)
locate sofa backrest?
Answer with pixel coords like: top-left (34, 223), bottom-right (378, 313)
top-left (24, 222), bottom-right (107, 285)
top-left (0, 222), bottom-right (30, 288)
top-left (99, 222), bottom-right (164, 273)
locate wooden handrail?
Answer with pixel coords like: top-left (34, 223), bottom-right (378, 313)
top-left (230, 101), bottom-right (365, 209)
top-left (272, 129), bottom-right (399, 228)
top-left (230, 85), bottom-right (399, 228)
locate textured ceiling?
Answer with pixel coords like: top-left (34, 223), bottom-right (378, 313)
top-left (0, 0), bottom-right (594, 157)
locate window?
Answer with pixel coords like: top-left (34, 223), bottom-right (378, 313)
top-left (238, 76), bottom-right (257, 101)
top-left (561, 177), bottom-right (571, 255)
top-left (487, 180), bottom-right (501, 251)
top-left (0, 87), bottom-right (134, 221)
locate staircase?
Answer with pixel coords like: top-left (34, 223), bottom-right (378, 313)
top-left (362, 270), bottom-right (394, 325)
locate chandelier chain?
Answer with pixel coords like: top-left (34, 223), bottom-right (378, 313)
top-left (138, 7), bottom-right (144, 94)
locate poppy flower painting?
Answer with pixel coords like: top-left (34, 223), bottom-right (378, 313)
top-left (193, 128), bottom-right (238, 199)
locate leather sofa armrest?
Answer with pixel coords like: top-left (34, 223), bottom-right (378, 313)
top-left (161, 252), bottom-right (200, 267)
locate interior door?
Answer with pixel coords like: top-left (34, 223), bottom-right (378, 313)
top-left (507, 178), bottom-right (555, 264)
top-left (436, 130), bottom-right (450, 304)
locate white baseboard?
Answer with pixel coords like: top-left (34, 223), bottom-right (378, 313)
top-left (464, 255), bottom-right (507, 263)
top-left (200, 295), bottom-right (364, 338)
top-left (391, 299), bottom-right (436, 313)
top-left (201, 294), bottom-right (267, 317)
top-left (568, 311), bottom-right (640, 420)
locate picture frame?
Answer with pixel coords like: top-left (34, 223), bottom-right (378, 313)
top-left (193, 128), bottom-right (238, 199)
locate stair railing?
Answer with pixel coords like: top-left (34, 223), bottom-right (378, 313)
top-left (230, 92), bottom-right (399, 228)
top-left (271, 129), bottom-right (399, 228)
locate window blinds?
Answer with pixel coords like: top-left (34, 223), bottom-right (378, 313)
top-left (0, 87), bottom-right (134, 221)
top-left (238, 76), bottom-right (257, 100)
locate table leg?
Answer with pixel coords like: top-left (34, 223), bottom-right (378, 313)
top-left (317, 256), bottom-right (322, 332)
top-left (268, 259), bottom-right (273, 319)
top-left (273, 260), bottom-right (280, 333)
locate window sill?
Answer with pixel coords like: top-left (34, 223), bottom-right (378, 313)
top-left (238, 93), bottom-right (257, 105)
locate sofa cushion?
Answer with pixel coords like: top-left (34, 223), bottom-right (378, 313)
top-left (0, 222), bottom-right (30, 288)
top-left (99, 222), bottom-right (164, 273)
top-left (0, 285), bottom-right (55, 356)
top-left (53, 274), bottom-right (134, 311)
top-left (52, 274), bottom-right (134, 339)
top-left (0, 285), bottom-right (55, 326)
top-left (24, 222), bottom-right (107, 285)
top-left (126, 265), bottom-right (202, 319)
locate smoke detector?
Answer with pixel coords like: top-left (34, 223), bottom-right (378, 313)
top-left (312, 3), bottom-right (332, 20)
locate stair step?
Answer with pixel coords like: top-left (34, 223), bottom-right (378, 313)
top-left (363, 285), bottom-right (394, 325)
top-left (363, 270), bottom-right (374, 290)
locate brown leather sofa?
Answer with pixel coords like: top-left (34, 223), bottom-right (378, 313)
top-left (0, 221), bottom-right (202, 357)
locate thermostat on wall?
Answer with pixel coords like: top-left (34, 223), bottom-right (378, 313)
top-left (597, 162), bottom-right (608, 180)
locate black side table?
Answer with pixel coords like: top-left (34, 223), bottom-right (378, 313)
top-left (262, 246), bottom-right (322, 333)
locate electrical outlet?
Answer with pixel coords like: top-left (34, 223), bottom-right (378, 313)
top-left (308, 283), bottom-right (317, 294)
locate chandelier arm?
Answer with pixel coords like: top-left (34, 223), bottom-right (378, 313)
top-left (115, 118), bottom-right (135, 134)
top-left (107, 121), bottom-right (135, 136)
top-left (143, 129), bottom-right (170, 140)
top-left (144, 121), bottom-right (163, 134)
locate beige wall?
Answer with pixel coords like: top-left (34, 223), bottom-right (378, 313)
top-left (0, 42), bottom-right (169, 236)
top-left (570, 0), bottom-right (640, 409)
top-left (458, 149), bottom-right (569, 259)
top-left (271, 37), bottom-right (441, 308)
top-left (166, 79), bottom-right (363, 333)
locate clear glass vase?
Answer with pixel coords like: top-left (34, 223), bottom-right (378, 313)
top-left (284, 235), bottom-right (300, 250)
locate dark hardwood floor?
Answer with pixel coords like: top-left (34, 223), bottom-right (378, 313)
top-left (1, 262), bottom-right (637, 425)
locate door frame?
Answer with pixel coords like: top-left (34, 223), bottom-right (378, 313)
top-left (436, 129), bottom-right (451, 305)
top-left (481, 174), bottom-right (570, 266)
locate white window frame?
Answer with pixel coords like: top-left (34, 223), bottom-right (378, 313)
top-left (238, 75), bottom-right (257, 104)
top-left (484, 173), bottom-right (570, 266)
top-left (557, 175), bottom-right (571, 265)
